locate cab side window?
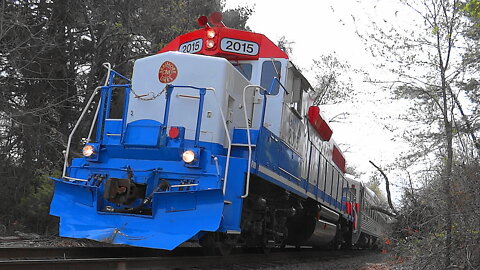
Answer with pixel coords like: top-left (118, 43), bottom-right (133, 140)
top-left (285, 67), bottom-right (308, 118)
top-left (233, 63), bottom-right (253, 80)
top-left (260, 61), bottom-right (281, 95)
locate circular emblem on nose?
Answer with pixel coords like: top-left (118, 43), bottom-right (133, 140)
top-left (158, 61), bottom-right (178, 83)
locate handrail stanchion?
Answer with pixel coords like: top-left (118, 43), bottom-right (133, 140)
top-left (241, 85), bottom-right (265, 199)
top-left (63, 64), bottom-right (130, 180)
top-left (205, 88), bottom-right (231, 195)
top-left (63, 87), bottom-right (101, 179)
top-left (194, 88), bottom-right (206, 147)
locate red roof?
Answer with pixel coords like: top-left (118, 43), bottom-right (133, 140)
top-left (158, 27), bottom-right (288, 60)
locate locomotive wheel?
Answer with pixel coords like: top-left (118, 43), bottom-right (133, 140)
top-left (216, 240), bottom-right (234, 256)
top-left (200, 233), bottom-right (235, 256)
top-left (342, 224), bottom-right (353, 250)
top-left (330, 223), bottom-right (344, 250)
top-left (261, 245), bottom-right (271, 255)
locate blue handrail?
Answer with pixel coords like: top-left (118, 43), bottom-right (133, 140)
top-left (260, 77), bottom-right (288, 127)
top-left (163, 85), bottom-right (207, 147)
top-left (95, 68), bottom-right (131, 143)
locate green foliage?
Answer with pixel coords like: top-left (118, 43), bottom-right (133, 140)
top-left (366, 175), bottom-right (387, 204)
top-left (18, 171), bottom-right (59, 235)
top-left (462, 0), bottom-right (480, 18)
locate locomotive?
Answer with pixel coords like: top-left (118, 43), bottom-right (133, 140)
top-left (50, 12), bottom-right (388, 254)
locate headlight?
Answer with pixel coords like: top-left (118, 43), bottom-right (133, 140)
top-left (182, 150), bottom-right (195, 163)
top-left (206, 29), bottom-right (216, 38)
top-left (206, 39), bottom-right (215, 49)
top-left (82, 145), bottom-right (95, 157)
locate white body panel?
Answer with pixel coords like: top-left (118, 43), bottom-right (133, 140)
top-left (129, 52), bottom-right (250, 146)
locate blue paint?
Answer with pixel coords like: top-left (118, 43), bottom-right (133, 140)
top-left (103, 120), bottom-right (122, 145)
top-left (124, 119), bottom-right (162, 147)
top-left (232, 128), bottom-right (259, 145)
top-left (218, 157), bottom-right (248, 232)
top-left (51, 178), bottom-right (223, 250)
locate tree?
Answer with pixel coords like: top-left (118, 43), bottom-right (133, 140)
top-left (0, 0), bottom-right (251, 234)
top-left (359, 0), bottom-right (479, 268)
top-left (311, 53), bottom-right (354, 105)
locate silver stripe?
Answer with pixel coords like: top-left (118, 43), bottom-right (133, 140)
top-left (64, 176), bottom-right (89, 182)
top-left (170, 184), bottom-right (198, 188)
top-left (278, 167), bottom-right (301, 181)
top-left (258, 165), bottom-right (304, 194)
top-left (259, 166), bottom-right (344, 211)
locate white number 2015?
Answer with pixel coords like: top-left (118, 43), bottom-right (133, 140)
top-left (220, 38), bottom-right (259, 56)
top-left (179, 39), bottom-right (202, 54)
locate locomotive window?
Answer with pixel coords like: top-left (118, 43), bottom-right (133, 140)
top-left (233, 63), bottom-right (252, 80)
top-left (260, 61), bottom-right (281, 95)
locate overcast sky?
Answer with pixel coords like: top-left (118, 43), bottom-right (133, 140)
top-left (224, 0), bottom-right (415, 197)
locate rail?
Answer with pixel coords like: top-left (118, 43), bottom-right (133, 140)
top-left (0, 246), bottom-right (374, 270)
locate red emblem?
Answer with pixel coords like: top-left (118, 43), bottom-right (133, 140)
top-left (158, 61), bottom-right (178, 83)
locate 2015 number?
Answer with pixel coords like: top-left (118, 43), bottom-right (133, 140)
top-left (225, 40), bottom-right (254, 53)
top-left (220, 38), bottom-right (259, 56)
top-left (179, 39), bottom-right (202, 54)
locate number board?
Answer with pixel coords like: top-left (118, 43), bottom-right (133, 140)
top-left (220, 38), bottom-right (259, 56)
top-left (179, 39), bottom-right (202, 54)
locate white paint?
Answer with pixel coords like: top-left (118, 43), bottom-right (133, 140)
top-left (130, 52), bottom-right (250, 145)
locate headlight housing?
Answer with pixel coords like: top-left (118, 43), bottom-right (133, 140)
top-left (82, 145), bottom-right (95, 157)
top-left (82, 143), bottom-right (99, 161)
top-left (182, 150), bottom-right (195, 163)
top-left (182, 148), bottom-right (201, 168)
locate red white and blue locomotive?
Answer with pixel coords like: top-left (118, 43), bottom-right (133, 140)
top-left (50, 13), bottom-right (388, 253)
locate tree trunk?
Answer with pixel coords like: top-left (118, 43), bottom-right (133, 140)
top-left (442, 118), bottom-right (454, 269)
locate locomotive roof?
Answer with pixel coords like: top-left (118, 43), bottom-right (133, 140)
top-left (158, 26), bottom-right (289, 60)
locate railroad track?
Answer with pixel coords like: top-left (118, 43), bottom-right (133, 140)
top-left (0, 246), bottom-right (376, 270)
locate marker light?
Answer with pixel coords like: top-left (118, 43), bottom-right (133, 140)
top-left (182, 150), bottom-right (195, 163)
top-left (197, 16), bottom-right (209, 27)
top-left (210, 12), bottom-right (223, 25)
top-left (82, 145), bottom-right (95, 157)
top-left (169, 127), bottom-right (180, 139)
top-left (206, 39), bottom-right (215, 49)
top-left (206, 29), bottom-right (216, 39)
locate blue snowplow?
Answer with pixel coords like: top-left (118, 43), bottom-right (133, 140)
top-left (51, 179), bottom-right (224, 250)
